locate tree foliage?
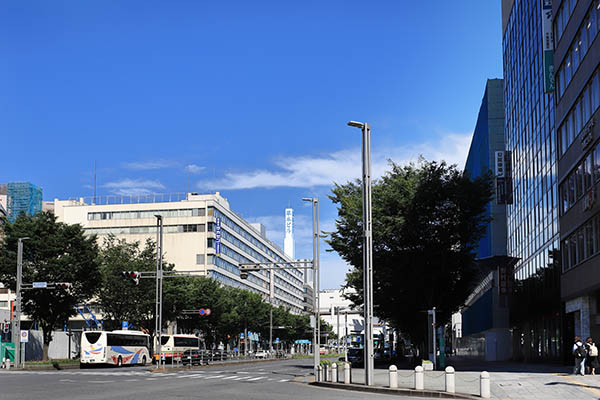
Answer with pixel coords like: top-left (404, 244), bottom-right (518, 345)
top-left (0, 212), bottom-right (100, 360)
top-left (328, 159), bottom-right (493, 343)
top-left (96, 235), bottom-right (158, 331)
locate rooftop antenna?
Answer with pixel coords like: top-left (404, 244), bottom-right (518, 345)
top-left (94, 160), bottom-right (97, 205)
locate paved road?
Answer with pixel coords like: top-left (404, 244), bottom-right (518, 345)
top-left (0, 359), bottom-right (431, 400)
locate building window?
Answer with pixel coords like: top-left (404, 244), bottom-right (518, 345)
top-left (196, 254), bottom-right (205, 265)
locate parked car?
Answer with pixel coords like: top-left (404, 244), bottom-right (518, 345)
top-left (347, 347), bottom-right (364, 366)
top-left (255, 350), bottom-right (269, 359)
top-left (182, 349), bottom-right (204, 366)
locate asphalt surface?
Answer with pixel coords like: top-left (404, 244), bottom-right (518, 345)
top-left (0, 358), bottom-right (433, 400)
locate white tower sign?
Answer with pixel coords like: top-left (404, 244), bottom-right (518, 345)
top-left (284, 208), bottom-right (294, 259)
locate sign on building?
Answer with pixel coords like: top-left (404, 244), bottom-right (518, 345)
top-left (496, 151), bottom-right (513, 205)
top-left (542, 0), bottom-right (555, 93)
top-left (215, 217), bottom-right (222, 257)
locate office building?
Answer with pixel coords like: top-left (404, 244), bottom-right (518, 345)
top-left (555, 0), bottom-right (600, 344)
top-left (502, 0), bottom-right (562, 362)
top-left (457, 79), bottom-right (515, 361)
top-left (54, 192), bottom-right (305, 314)
top-left (6, 182), bottom-right (42, 223)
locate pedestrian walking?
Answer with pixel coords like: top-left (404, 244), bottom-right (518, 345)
top-left (573, 336), bottom-right (587, 376)
top-left (585, 337), bottom-right (599, 375)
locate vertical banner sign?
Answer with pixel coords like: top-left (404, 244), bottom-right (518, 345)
top-left (505, 151), bottom-right (513, 204)
top-left (285, 209), bottom-right (293, 235)
top-left (215, 217), bottom-right (222, 257)
top-left (542, 0), bottom-right (555, 93)
top-left (496, 151), bottom-right (506, 205)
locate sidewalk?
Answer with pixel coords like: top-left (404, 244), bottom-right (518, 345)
top-left (315, 357), bottom-right (600, 399)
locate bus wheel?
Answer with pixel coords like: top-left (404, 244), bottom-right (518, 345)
top-left (141, 356), bottom-right (147, 366)
top-left (117, 356), bottom-right (123, 367)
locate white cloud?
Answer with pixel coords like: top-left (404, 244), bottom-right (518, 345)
top-left (122, 160), bottom-right (175, 170)
top-left (197, 132), bottom-right (472, 190)
top-left (185, 164), bottom-right (205, 174)
top-left (103, 179), bottom-right (166, 195)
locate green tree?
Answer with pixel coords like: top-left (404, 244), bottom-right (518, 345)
top-left (0, 212), bottom-right (100, 360)
top-left (96, 235), bottom-right (158, 331)
top-left (328, 159), bottom-right (493, 343)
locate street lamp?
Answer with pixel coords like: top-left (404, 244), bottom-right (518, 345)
top-left (154, 215), bottom-right (164, 369)
top-left (13, 237), bottom-right (29, 369)
top-left (347, 120), bottom-right (374, 386)
top-left (302, 197), bottom-right (320, 379)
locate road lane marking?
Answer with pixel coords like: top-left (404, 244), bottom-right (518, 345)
top-left (222, 376), bottom-right (238, 380)
top-left (232, 376), bottom-right (252, 380)
top-left (247, 377), bottom-right (265, 381)
top-left (204, 375), bottom-right (226, 379)
top-left (278, 379), bottom-right (289, 382)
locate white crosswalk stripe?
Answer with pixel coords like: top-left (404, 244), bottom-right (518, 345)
top-left (204, 375), bottom-right (226, 379)
top-left (246, 377), bottom-right (265, 381)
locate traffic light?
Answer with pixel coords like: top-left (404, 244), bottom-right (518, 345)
top-left (121, 271), bottom-right (140, 285)
top-left (239, 264), bottom-right (260, 272)
top-left (59, 282), bottom-right (72, 290)
top-left (240, 272), bottom-right (248, 280)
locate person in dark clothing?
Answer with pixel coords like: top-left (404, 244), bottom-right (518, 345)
top-left (573, 336), bottom-right (586, 376)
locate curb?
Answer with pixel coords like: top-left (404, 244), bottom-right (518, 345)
top-left (311, 381), bottom-right (481, 399)
top-left (23, 363), bottom-right (81, 371)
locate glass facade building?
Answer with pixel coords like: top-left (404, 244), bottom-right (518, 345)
top-left (555, 0), bottom-right (600, 350)
top-left (502, 0), bottom-right (563, 362)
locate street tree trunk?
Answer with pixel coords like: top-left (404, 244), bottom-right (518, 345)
top-left (42, 327), bottom-right (53, 361)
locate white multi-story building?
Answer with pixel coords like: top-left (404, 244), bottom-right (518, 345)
top-left (319, 289), bottom-right (363, 341)
top-left (54, 192), bottom-right (305, 314)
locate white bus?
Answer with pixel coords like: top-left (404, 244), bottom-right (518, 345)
top-left (81, 330), bottom-right (151, 367)
top-left (154, 334), bottom-right (201, 362)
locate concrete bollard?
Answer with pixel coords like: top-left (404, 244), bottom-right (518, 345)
top-left (389, 365), bottom-right (398, 388)
top-left (480, 371), bottom-right (490, 399)
top-left (317, 365), bottom-right (323, 382)
top-left (445, 366), bottom-right (455, 393)
top-left (414, 365), bottom-right (424, 390)
top-left (331, 363), bottom-right (338, 382)
top-left (344, 362), bottom-right (351, 384)
top-left (5, 358), bottom-right (10, 370)
top-left (326, 364), bottom-right (332, 382)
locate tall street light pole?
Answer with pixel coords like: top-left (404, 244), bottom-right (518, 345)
top-left (302, 197), bottom-right (320, 378)
top-left (348, 120), bottom-right (374, 386)
top-left (13, 237), bottom-right (29, 369)
top-left (155, 215), bottom-right (164, 369)
top-left (269, 270), bottom-right (273, 355)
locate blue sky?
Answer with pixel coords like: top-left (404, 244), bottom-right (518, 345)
top-left (1, 1), bottom-right (503, 289)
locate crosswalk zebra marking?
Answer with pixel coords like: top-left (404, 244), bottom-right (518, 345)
top-left (204, 375), bottom-right (226, 380)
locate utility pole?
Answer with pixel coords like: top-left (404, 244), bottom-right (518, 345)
top-left (344, 311), bottom-right (348, 363)
top-left (269, 270), bottom-right (273, 355)
top-left (348, 120), bottom-right (374, 385)
top-left (431, 307), bottom-right (437, 370)
top-left (13, 237), bottom-right (29, 369)
top-left (155, 215), bottom-right (164, 369)
top-left (302, 197), bottom-right (320, 377)
top-left (336, 307), bottom-right (340, 353)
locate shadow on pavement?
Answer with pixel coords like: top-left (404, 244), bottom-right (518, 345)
top-left (546, 381), bottom-right (600, 390)
top-left (368, 356), bottom-right (572, 374)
